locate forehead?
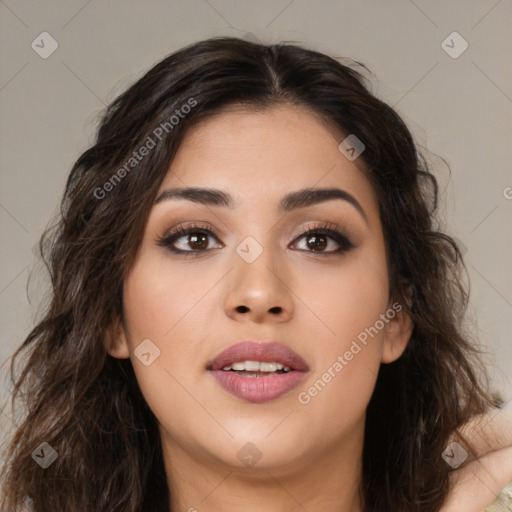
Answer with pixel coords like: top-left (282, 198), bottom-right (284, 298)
top-left (160, 104), bottom-right (378, 217)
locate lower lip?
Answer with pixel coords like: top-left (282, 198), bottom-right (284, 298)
top-left (209, 370), bottom-right (307, 403)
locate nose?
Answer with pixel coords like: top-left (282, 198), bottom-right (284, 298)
top-left (223, 247), bottom-right (295, 324)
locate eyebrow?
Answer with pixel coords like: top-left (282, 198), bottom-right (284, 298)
top-left (154, 186), bottom-right (368, 223)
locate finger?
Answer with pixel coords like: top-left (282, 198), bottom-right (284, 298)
top-left (452, 403), bottom-right (512, 459)
top-left (440, 446), bottom-right (512, 512)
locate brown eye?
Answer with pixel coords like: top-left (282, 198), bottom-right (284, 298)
top-left (292, 226), bottom-right (355, 254)
top-left (305, 234), bottom-right (328, 251)
top-left (156, 224), bottom-right (223, 255)
top-left (187, 232), bottom-right (209, 250)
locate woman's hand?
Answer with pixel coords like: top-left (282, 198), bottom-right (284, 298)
top-left (440, 446), bottom-right (512, 511)
top-left (440, 406), bottom-right (512, 512)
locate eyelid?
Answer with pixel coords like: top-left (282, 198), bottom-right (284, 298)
top-left (289, 221), bottom-right (355, 254)
top-left (159, 220), bottom-right (218, 239)
top-left (156, 219), bottom-right (356, 257)
top-left (155, 221), bottom-right (224, 256)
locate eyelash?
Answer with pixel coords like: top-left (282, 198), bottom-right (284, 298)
top-left (156, 222), bottom-right (355, 257)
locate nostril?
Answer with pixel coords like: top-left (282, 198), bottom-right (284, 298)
top-left (234, 305), bottom-right (283, 314)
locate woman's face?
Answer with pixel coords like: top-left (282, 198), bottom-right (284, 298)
top-left (111, 104), bottom-right (412, 477)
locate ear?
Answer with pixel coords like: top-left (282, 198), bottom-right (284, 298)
top-left (381, 301), bottom-right (413, 364)
top-left (106, 317), bottom-right (131, 359)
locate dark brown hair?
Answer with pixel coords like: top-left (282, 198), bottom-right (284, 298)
top-left (0, 36), bottom-right (496, 512)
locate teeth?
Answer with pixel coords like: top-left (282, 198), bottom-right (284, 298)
top-left (221, 361), bottom-right (292, 372)
top-left (245, 360), bottom-right (261, 371)
top-left (259, 362), bottom-right (277, 372)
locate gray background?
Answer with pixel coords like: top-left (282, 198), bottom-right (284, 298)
top-left (1, 0), bottom-right (511, 442)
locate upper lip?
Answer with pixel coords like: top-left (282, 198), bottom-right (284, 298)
top-left (207, 341), bottom-right (309, 371)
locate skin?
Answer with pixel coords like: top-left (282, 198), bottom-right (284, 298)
top-left (441, 409), bottom-right (512, 511)
top-left (109, 103), bottom-right (512, 511)
top-left (110, 103), bottom-right (412, 511)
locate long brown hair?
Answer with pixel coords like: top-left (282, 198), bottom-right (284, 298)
top-left (0, 36), bottom-right (496, 512)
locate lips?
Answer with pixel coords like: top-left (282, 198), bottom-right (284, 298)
top-left (207, 341), bottom-right (309, 403)
top-left (207, 341), bottom-right (309, 372)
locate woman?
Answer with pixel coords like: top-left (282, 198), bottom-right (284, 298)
top-left (1, 36), bottom-right (510, 512)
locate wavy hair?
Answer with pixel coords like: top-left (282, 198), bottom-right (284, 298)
top-left (0, 36), bottom-right (496, 512)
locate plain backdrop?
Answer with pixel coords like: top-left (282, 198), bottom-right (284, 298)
top-left (1, 1), bottom-right (511, 444)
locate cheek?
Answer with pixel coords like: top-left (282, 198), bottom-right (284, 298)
top-left (121, 256), bottom-right (208, 438)
top-left (296, 249), bottom-right (389, 355)
top-left (293, 249), bottom-right (388, 423)
top-left (122, 250), bottom-right (216, 342)
top-left (121, 249), bottom-right (225, 412)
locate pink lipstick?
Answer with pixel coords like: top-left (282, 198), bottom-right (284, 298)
top-left (207, 341), bottom-right (309, 403)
